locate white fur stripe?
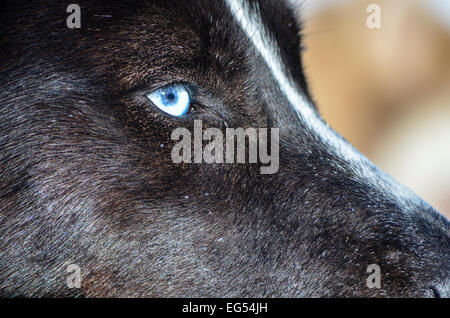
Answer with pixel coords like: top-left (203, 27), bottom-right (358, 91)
top-left (225, 0), bottom-right (422, 206)
top-left (225, 0), bottom-right (362, 163)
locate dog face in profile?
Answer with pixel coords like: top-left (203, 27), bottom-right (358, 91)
top-left (0, 0), bottom-right (448, 297)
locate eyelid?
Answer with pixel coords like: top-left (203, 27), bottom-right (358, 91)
top-left (152, 82), bottom-right (198, 104)
top-left (127, 78), bottom-right (196, 95)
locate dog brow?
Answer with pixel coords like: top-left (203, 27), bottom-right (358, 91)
top-left (224, 0), bottom-right (421, 207)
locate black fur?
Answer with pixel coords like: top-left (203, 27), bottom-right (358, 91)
top-left (0, 0), bottom-right (448, 297)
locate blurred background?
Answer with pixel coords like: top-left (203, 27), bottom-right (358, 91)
top-left (299, 0), bottom-right (450, 218)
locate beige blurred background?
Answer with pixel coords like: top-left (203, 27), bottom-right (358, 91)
top-left (299, 0), bottom-right (450, 218)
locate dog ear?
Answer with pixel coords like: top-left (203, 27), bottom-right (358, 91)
top-left (285, 0), bottom-right (305, 16)
top-left (286, 0), bottom-right (321, 28)
top-left (282, 0), bottom-right (307, 53)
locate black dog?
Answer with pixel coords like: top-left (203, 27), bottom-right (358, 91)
top-left (0, 0), bottom-right (448, 297)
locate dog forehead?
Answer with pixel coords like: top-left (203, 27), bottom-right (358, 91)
top-left (139, 0), bottom-right (300, 61)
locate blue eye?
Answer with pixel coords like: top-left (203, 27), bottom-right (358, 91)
top-left (146, 84), bottom-right (191, 116)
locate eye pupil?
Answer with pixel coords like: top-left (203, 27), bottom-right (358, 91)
top-left (163, 92), bottom-right (177, 105)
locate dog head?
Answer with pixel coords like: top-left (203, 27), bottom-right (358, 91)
top-left (0, 0), bottom-right (448, 297)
